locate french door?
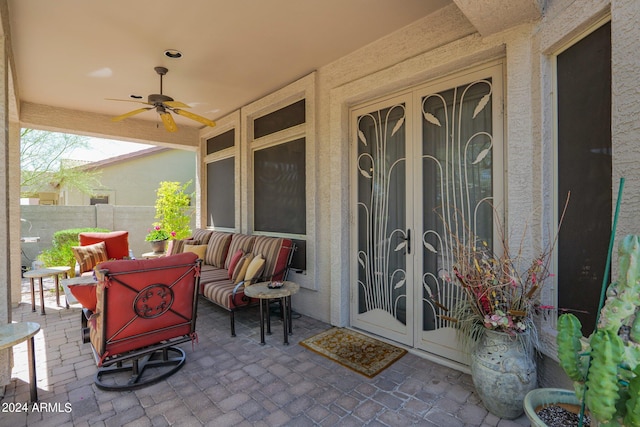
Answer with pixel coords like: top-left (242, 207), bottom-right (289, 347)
top-left (351, 63), bottom-right (503, 365)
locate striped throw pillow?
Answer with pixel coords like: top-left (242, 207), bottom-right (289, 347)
top-left (72, 241), bottom-right (108, 274)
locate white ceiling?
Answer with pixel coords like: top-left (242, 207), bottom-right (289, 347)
top-left (7, 0), bottom-right (452, 129)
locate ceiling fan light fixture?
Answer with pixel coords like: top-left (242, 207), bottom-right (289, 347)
top-left (164, 49), bottom-right (182, 59)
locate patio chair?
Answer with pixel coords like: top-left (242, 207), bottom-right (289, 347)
top-left (84, 252), bottom-right (201, 390)
top-left (73, 230), bottom-right (130, 277)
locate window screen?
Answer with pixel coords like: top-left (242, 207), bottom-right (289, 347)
top-left (207, 158), bottom-right (235, 228)
top-left (557, 22), bottom-right (611, 334)
top-left (253, 138), bottom-right (306, 234)
top-left (206, 129), bottom-right (235, 155)
top-left (254, 100), bottom-right (305, 139)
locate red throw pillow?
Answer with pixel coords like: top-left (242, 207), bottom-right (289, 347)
top-left (227, 249), bottom-right (245, 279)
top-left (68, 283), bottom-right (97, 312)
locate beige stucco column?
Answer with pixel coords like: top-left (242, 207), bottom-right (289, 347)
top-left (9, 120), bottom-right (20, 308)
top-left (0, 27), bottom-right (13, 387)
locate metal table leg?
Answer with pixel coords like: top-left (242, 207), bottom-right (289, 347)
top-left (30, 278), bottom-right (36, 312)
top-left (258, 299), bottom-right (266, 345)
top-left (27, 335), bottom-right (38, 402)
top-left (282, 297), bottom-right (289, 345)
top-left (38, 278), bottom-right (45, 315)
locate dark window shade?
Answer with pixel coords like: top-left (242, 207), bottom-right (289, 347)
top-left (290, 239), bottom-right (306, 271)
top-left (557, 22), bottom-right (611, 335)
top-left (253, 99), bottom-right (305, 139)
top-left (254, 138), bottom-right (306, 234)
top-left (90, 196), bottom-right (108, 205)
top-left (206, 129), bottom-right (235, 155)
top-left (207, 158), bottom-right (235, 228)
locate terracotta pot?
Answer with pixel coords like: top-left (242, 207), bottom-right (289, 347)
top-left (471, 329), bottom-right (537, 419)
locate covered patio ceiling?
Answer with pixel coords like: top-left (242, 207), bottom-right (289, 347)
top-left (4, 0), bottom-right (542, 145)
top-left (6, 0), bottom-right (453, 141)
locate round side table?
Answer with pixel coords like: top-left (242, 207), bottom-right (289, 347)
top-left (0, 322), bottom-right (40, 402)
top-left (23, 266), bottom-right (71, 314)
top-left (245, 281), bottom-right (300, 345)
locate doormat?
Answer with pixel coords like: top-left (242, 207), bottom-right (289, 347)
top-left (299, 327), bottom-right (407, 378)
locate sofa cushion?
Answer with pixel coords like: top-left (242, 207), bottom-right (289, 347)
top-left (202, 280), bottom-right (252, 310)
top-left (232, 253), bottom-right (253, 284)
top-left (183, 244), bottom-right (208, 260)
top-left (244, 254), bottom-right (265, 282)
top-left (191, 229), bottom-right (214, 245)
top-left (224, 234), bottom-right (256, 269)
top-left (252, 236), bottom-right (293, 280)
top-left (227, 249), bottom-right (244, 279)
top-left (166, 238), bottom-right (198, 256)
top-left (68, 282), bottom-right (97, 312)
top-left (199, 265), bottom-right (229, 289)
top-left (79, 231), bottom-right (129, 260)
top-left (204, 231), bottom-right (232, 268)
top-left (73, 241), bottom-right (109, 274)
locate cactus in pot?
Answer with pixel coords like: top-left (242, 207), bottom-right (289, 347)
top-left (557, 234), bottom-right (640, 426)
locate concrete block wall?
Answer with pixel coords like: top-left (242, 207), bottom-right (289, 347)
top-left (19, 204), bottom-right (196, 268)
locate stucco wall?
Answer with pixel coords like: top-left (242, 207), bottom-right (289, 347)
top-left (65, 149), bottom-right (196, 206)
top-left (290, 0), bottom-right (638, 386)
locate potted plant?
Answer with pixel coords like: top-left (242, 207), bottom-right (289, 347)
top-left (552, 234), bottom-right (640, 427)
top-left (444, 223), bottom-right (558, 419)
top-left (145, 223), bottom-right (174, 253)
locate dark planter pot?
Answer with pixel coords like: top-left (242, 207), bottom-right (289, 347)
top-left (150, 239), bottom-right (167, 254)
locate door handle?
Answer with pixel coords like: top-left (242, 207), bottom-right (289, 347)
top-left (405, 229), bottom-right (411, 254)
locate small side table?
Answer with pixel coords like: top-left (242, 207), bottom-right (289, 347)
top-left (23, 266), bottom-right (71, 314)
top-left (244, 281), bottom-right (300, 345)
top-left (0, 322), bottom-right (40, 402)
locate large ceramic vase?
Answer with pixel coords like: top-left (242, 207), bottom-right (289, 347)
top-left (470, 329), bottom-right (537, 419)
top-left (150, 239), bottom-right (167, 254)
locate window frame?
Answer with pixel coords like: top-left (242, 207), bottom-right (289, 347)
top-left (201, 110), bottom-right (241, 233)
top-left (241, 72), bottom-right (316, 281)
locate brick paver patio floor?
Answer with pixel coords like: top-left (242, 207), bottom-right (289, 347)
top-left (0, 276), bottom-right (530, 426)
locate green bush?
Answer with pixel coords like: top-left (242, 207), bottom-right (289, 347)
top-left (153, 181), bottom-right (193, 240)
top-left (37, 227), bottom-right (109, 277)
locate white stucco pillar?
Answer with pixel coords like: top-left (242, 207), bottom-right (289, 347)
top-left (0, 30), bottom-right (13, 387)
top-left (504, 26), bottom-right (538, 256)
top-left (611, 0), bottom-right (640, 238)
top-left (9, 121), bottom-right (20, 308)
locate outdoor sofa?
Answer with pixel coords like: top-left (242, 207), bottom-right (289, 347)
top-left (167, 228), bottom-right (295, 336)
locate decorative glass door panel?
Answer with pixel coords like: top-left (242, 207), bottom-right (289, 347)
top-left (352, 97), bottom-right (413, 345)
top-left (417, 73), bottom-right (499, 364)
top-left (351, 63), bottom-right (502, 363)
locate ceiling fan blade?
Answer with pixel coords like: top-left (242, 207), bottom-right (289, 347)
top-left (160, 112), bottom-right (178, 132)
top-left (164, 100), bottom-right (191, 108)
top-left (173, 109), bottom-right (216, 127)
top-left (106, 98), bottom-right (152, 105)
top-left (112, 107), bottom-right (153, 122)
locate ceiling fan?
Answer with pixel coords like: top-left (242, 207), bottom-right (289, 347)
top-left (109, 66), bottom-right (216, 132)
